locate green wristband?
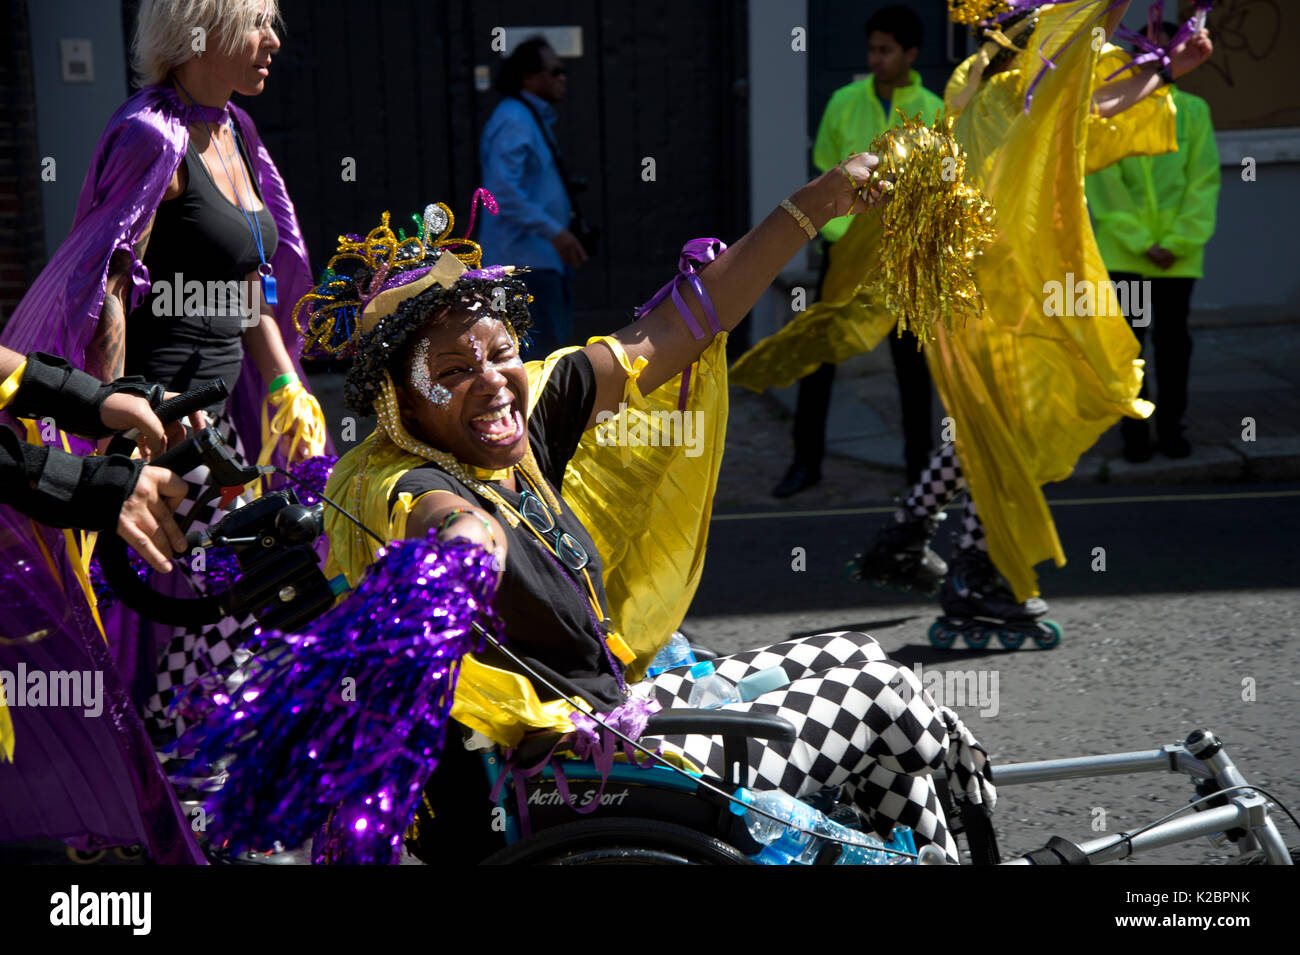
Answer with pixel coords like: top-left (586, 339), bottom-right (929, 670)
top-left (437, 509), bottom-right (497, 551)
top-left (267, 372), bottom-right (298, 395)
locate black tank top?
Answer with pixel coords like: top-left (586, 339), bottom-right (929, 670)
top-left (126, 130), bottom-right (278, 412)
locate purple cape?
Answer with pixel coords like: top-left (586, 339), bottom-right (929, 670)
top-left (0, 85), bottom-right (320, 862)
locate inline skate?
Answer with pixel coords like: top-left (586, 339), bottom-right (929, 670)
top-left (846, 512), bottom-right (947, 596)
top-left (928, 547), bottom-right (1061, 650)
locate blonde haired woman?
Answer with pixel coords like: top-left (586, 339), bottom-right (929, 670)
top-left (0, 0), bottom-right (324, 860)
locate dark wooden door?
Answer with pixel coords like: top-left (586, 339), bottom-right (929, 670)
top-left (195, 0), bottom-right (747, 343)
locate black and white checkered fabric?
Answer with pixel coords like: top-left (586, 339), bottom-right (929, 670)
top-left (959, 496), bottom-right (986, 552)
top-left (142, 412), bottom-right (261, 738)
top-left (635, 631), bottom-right (996, 862)
top-left (899, 442), bottom-right (986, 552)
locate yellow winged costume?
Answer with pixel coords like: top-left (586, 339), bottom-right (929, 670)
top-left (731, 1), bottom-right (1176, 600)
top-left (323, 337), bottom-right (728, 748)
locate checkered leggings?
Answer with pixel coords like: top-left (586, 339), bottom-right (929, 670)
top-left (897, 442), bottom-right (986, 551)
top-left (637, 631), bottom-right (996, 862)
top-left (142, 413), bottom-right (260, 738)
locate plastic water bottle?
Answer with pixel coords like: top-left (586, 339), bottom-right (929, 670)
top-left (645, 631), bottom-right (697, 677)
top-left (687, 660), bottom-right (740, 709)
top-left (811, 814), bottom-right (916, 866)
top-left (730, 788), bottom-right (917, 865)
top-left (730, 789), bottom-right (821, 865)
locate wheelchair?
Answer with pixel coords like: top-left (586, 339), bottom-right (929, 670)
top-left (402, 710), bottom-right (1296, 867)
top-left (423, 708), bottom-right (804, 866)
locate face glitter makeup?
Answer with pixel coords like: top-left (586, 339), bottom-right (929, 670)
top-left (411, 337), bottom-right (452, 406)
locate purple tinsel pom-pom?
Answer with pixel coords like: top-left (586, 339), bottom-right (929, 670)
top-left (176, 534), bottom-right (500, 864)
top-left (288, 453), bottom-right (338, 506)
top-left (89, 551), bottom-right (150, 609)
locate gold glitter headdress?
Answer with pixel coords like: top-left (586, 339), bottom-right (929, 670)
top-left (862, 114), bottom-right (997, 343)
top-left (293, 192), bottom-right (503, 358)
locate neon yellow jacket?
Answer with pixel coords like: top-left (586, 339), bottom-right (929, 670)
top-left (814, 70), bottom-right (944, 242)
top-left (1085, 88), bottom-right (1220, 279)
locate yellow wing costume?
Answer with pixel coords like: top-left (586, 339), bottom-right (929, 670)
top-left (731, 1), bottom-right (1176, 600)
top-left (322, 336), bottom-right (729, 748)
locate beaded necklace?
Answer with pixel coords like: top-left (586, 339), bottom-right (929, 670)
top-left (367, 374), bottom-right (635, 685)
top-left (374, 374), bottom-right (562, 520)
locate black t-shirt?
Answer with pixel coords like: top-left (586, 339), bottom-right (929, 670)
top-left (390, 350), bottom-right (625, 711)
top-left (126, 133), bottom-right (278, 413)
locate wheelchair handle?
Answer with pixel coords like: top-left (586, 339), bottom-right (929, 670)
top-left (645, 708), bottom-right (797, 743)
top-left (152, 378), bottom-right (229, 425)
top-left (117, 378), bottom-right (228, 444)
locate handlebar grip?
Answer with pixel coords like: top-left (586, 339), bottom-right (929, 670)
top-left (150, 433), bottom-right (204, 475)
top-left (152, 379), bottom-right (229, 425)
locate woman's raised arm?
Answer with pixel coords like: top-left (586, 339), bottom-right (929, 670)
top-left (582, 153), bottom-right (879, 428)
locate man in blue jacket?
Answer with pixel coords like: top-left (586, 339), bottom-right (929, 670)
top-left (480, 37), bottom-right (588, 357)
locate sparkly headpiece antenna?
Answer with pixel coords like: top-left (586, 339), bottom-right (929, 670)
top-left (293, 189), bottom-right (504, 358)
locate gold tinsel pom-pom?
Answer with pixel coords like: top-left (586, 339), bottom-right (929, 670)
top-left (864, 114), bottom-right (997, 345)
top-left (947, 0), bottom-right (1011, 26)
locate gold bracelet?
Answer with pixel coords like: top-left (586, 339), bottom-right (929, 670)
top-left (779, 198), bottom-right (817, 239)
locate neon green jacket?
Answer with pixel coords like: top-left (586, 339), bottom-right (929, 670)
top-left (813, 70), bottom-right (945, 243)
top-left (1085, 88), bottom-right (1220, 279)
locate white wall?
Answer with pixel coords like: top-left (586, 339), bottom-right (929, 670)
top-left (747, 0), bottom-right (811, 343)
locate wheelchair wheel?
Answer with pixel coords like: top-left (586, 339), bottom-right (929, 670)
top-left (481, 818), bottom-right (753, 866)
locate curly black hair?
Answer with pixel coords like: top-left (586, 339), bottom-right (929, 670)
top-left (343, 275), bottom-right (533, 417)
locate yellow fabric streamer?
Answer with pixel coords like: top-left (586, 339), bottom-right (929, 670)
top-left (20, 419), bottom-right (106, 641)
top-left (732, 3), bottom-right (1176, 601)
top-left (925, 13), bottom-right (1171, 600)
top-left (0, 682), bottom-right (11, 762)
top-left (256, 379), bottom-right (327, 494)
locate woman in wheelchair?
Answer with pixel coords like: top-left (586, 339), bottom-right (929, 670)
top-left (299, 166), bottom-right (995, 863)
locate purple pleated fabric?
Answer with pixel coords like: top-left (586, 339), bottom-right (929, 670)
top-left (0, 84), bottom-right (321, 862)
top-left (0, 542), bottom-right (203, 863)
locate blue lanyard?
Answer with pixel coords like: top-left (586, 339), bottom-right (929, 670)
top-left (208, 119), bottom-right (277, 306)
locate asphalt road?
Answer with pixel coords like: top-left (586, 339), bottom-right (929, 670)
top-left (683, 482), bottom-right (1300, 864)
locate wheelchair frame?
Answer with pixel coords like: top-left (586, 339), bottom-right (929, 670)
top-left (474, 717), bottom-right (1294, 865)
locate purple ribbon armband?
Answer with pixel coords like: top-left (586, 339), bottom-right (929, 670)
top-left (1105, 1), bottom-right (1211, 82)
top-left (634, 237), bottom-right (728, 410)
